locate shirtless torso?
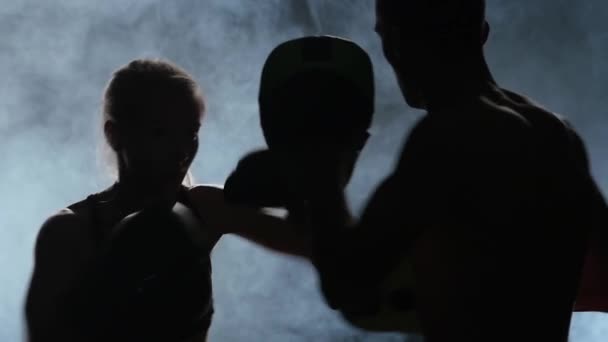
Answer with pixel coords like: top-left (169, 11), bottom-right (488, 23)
top-left (316, 85), bottom-right (606, 341)
top-left (402, 87), bottom-right (604, 341)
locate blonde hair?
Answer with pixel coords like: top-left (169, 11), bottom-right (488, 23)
top-left (98, 59), bottom-right (204, 186)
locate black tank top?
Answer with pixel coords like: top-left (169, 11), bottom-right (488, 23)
top-left (69, 186), bottom-right (215, 342)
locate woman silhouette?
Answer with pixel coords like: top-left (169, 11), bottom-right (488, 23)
top-left (25, 59), bottom-right (304, 342)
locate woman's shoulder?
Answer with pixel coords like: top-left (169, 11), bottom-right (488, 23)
top-left (185, 183), bottom-right (224, 192)
top-left (183, 184), bottom-right (231, 237)
top-left (35, 191), bottom-right (109, 258)
top-left (40, 201), bottom-right (91, 239)
top-left (34, 208), bottom-right (91, 263)
top-left (185, 183), bottom-right (225, 205)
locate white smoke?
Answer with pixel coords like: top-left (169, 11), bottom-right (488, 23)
top-left (0, 1), bottom-right (606, 341)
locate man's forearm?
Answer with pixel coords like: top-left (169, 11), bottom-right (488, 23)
top-left (308, 185), bottom-right (353, 229)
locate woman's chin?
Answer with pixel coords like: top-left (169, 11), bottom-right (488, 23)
top-left (142, 172), bottom-right (184, 187)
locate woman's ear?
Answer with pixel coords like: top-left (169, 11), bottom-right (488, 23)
top-left (104, 120), bottom-right (120, 151)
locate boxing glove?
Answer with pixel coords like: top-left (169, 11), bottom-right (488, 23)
top-left (224, 149), bottom-right (291, 208)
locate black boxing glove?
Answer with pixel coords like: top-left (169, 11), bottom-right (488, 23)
top-left (69, 203), bottom-right (212, 342)
top-left (224, 149), bottom-right (291, 208)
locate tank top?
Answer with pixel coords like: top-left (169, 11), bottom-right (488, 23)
top-left (68, 185), bottom-right (215, 342)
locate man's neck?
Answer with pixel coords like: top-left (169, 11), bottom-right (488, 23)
top-left (424, 63), bottom-right (497, 113)
top-left (401, 52), bottom-right (493, 111)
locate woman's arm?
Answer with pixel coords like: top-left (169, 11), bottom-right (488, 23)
top-left (188, 185), bottom-right (314, 258)
top-left (25, 211), bottom-right (88, 342)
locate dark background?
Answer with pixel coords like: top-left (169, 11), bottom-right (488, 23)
top-left (0, 1), bottom-right (606, 341)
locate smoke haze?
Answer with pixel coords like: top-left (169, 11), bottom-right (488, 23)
top-left (0, 1), bottom-right (607, 341)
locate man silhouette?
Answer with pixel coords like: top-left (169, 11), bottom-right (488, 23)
top-left (303, 1), bottom-right (608, 341)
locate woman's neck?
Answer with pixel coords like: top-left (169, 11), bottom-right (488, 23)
top-left (113, 174), bottom-right (181, 211)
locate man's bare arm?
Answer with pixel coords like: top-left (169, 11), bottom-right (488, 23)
top-left (309, 173), bottom-right (416, 312)
top-left (567, 126), bottom-right (608, 312)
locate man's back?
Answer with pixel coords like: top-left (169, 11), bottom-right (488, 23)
top-left (389, 88), bottom-right (603, 341)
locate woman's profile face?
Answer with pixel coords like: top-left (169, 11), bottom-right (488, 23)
top-left (113, 105), bottom-right (201, 186)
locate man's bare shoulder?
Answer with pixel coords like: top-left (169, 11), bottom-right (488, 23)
top-left (405, 99), bottom-right (532, 154)
top-left (471, 94), bottom-right (536, 135)
top-left (410, 96), bottom-right (532, 141)
top-left (492, 88), bottom-right (571, 132)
